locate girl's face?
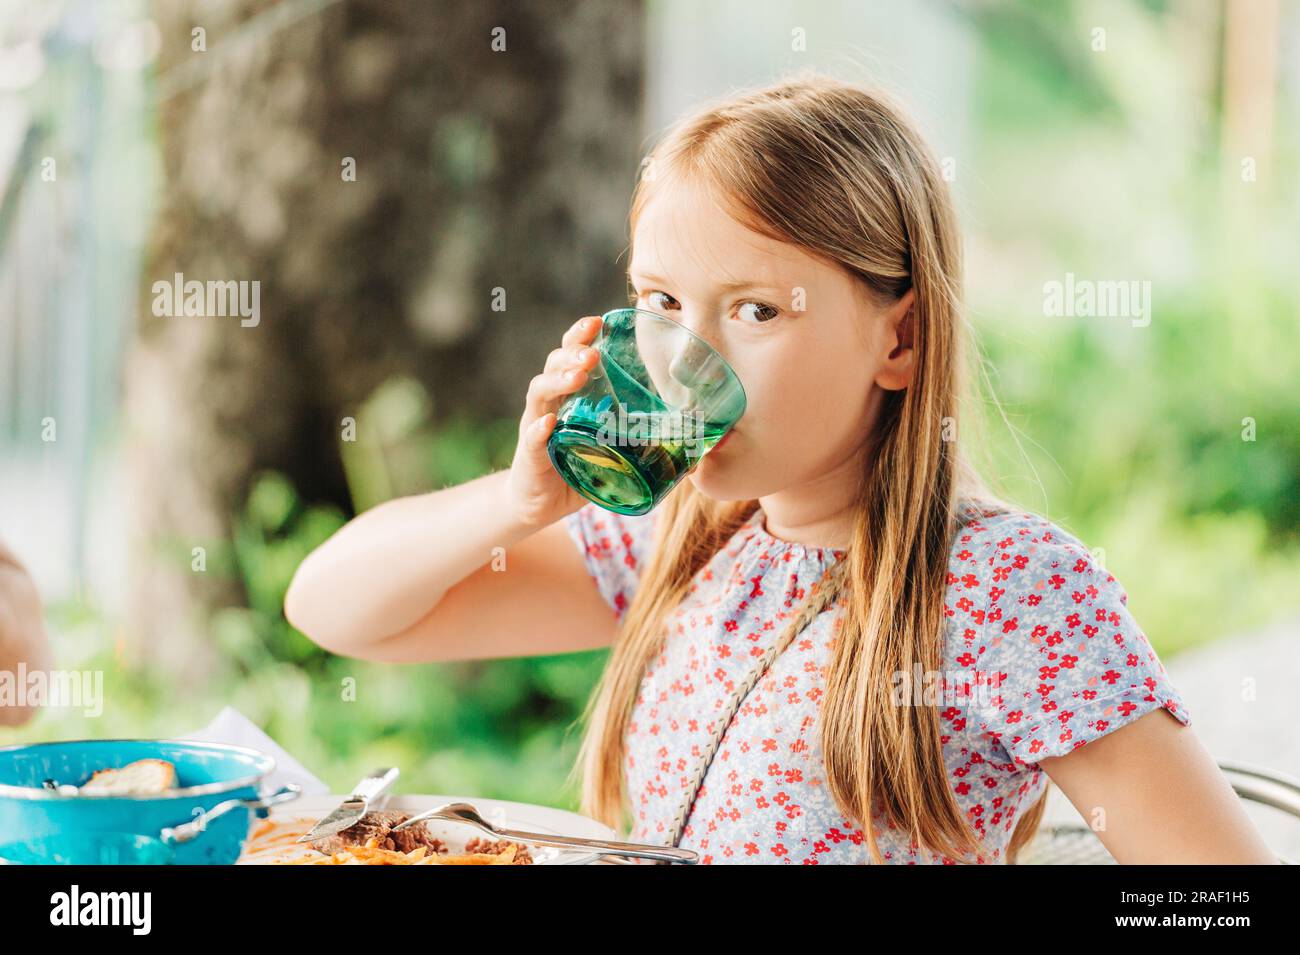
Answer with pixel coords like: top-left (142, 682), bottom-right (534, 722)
top-left (628, 178), bottom-right (916, 509)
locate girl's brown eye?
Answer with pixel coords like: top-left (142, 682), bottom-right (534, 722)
top-left (645, 290), bottom-right (679, 311)
top-left (737, 302), bottom-right (779, 324)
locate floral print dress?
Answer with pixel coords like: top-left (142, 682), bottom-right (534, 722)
top-left (564, 501), bottom-right (1191, 864)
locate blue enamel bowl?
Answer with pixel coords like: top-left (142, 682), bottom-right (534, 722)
top-left (0, 739), bottom-right (279, 864)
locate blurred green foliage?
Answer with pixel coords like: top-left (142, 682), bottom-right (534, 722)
top-left (964, 0), bottom-right (1300, 655)
top-left (23, 459), bottom-right (606, 807)
top-left (216, 390), bottom-right (607, 806)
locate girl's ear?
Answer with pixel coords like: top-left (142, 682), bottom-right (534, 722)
top-left (875, 287), bottom-right (917, 391)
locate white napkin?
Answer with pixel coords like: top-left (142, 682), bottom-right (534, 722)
top-left (178, 705), bottom-right (330, 796)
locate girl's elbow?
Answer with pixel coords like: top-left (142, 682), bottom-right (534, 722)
top-left (283, 561), bottom-right (339, 651)
top-left (283, 560), bottom-right (382, 657)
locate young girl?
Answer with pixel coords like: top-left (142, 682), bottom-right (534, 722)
top-left (285, 76), bottom-right (1275, 865)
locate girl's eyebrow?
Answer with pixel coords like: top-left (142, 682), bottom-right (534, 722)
top-left (628, 269), bottom-right (783, 294)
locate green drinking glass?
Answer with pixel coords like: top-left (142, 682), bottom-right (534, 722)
top-left (546, 307), bottom-right (747, 515)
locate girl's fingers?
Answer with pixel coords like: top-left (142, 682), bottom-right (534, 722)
top-left (560, 315), bottom-right (602, 350)
top-left (544, 344), bottom-right (599, 375)
top-left (509, 319), bottom-right (603, 518)
top-left (524, 368), bottom-right (588, 419)
top-left (516, 315), bottom-right (601, 453)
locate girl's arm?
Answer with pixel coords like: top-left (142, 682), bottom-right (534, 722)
top-left (0, 540), bottom-right (52, 726)
top-left (284, 316), bottom-right (616, 664)
top-left (1039, 710), bottom-right (1279, 863)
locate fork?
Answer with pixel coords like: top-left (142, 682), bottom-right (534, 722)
top-left (391, 802), bottom-right (697, 864)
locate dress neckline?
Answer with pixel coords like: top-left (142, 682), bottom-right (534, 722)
top-left (741, 507), bottom-right (849, 560)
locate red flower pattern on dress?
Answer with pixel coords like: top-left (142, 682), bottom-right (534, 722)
top-left (564, 502), bottom-right (1191, 864)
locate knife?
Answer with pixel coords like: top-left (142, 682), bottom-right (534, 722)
top-left (296, 767), bottom-right (400, 843)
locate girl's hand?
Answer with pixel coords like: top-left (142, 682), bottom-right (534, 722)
top-left (505, 315), bottom-right (603, 528)
top-left (0, 540), bottom-right (51, 726)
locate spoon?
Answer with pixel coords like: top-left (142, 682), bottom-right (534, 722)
top-left (391, 801), bottom-right (698, 864)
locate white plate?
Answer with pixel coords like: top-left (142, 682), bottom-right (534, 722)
top-left (238, 793), bottom-right (617, 866)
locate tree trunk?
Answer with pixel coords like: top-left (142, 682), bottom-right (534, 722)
top-left (127, 0), bottom-right (644, 673)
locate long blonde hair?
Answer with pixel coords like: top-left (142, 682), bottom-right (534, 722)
top-left (569, 74), bottom-right (1046, 863)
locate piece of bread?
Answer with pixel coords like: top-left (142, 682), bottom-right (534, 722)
top-left (78, 759), bottom-right (177, 796)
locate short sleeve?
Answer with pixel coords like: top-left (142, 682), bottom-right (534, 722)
top-left (957, 513), bottom-right (1192, 768)
top-left (563, 502), bottom-right (659, 621)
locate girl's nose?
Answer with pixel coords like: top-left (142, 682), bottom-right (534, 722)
top-left (669, 336), bottom-right (711, 388)
top-left (668, 327), bottom-right (729, 392)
